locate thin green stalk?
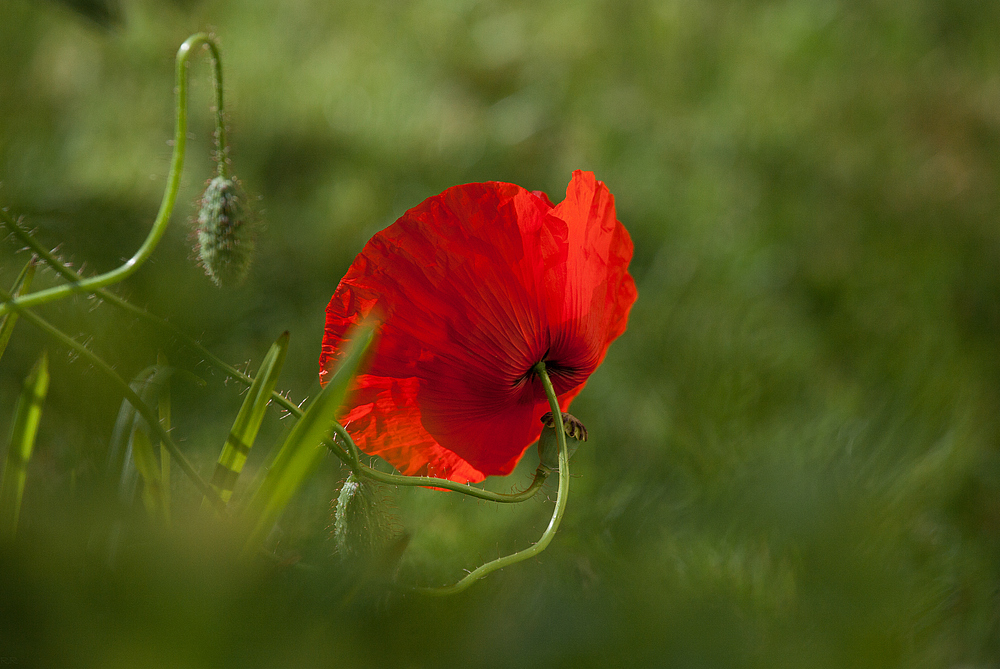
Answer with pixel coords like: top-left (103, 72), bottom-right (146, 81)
top-left (0, 257), bottom-right (36, 363)
top-left (419, 362), bottom-right (571, 596)
top-left (0, 33), bottom-right (221, 318)
top-left (2, 210), bottom-right (288, 409)
top-left (1, 215), bottom-right (362, 473)
top-left (206, 38), bottom-right (229, 178)
top-left (358, 463), bottom-right (550, 503)
top-left (341, 425), bottom-right (362, 466)
top-left (1, 214), bottom-right (547, 504)
top-left (0, 287), bottom-right (228, 514)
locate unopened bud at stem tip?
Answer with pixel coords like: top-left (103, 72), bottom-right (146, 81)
top-left (194, 175), bottom-right (255, 288)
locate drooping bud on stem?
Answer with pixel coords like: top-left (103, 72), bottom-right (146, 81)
top-left (537, 411), bottom-right (588, 470)
top-left (195, 175), bottom-right (255, 287)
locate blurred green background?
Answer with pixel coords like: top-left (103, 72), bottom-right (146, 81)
top-left (2, 0), bottom-right (1000, 666)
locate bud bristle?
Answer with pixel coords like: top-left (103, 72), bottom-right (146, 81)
top-left (195, 176), bottom-right (255, 287)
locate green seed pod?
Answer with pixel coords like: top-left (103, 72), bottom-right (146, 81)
top-left (537, 411), bottom-right (588, 470)
top-left (195, 176), bottom-right (254, 287)
top-left (332, 473), bottom-right (397, 562)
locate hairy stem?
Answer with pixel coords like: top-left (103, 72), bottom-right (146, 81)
top-left (360, 463), bottom-right (550, 503)
top-left (0, 33), bottom-right (221, 317)
top-left (207, 39), bottom-right (229, 178)
top-left (418, 361), bottom-right (570, 595)
top-left (0, 287), bottom-right (228, 514)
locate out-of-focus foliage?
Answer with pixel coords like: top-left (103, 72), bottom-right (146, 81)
top-left (2, 0), bottom-right (1000, 667)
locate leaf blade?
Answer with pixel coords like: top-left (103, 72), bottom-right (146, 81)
top-left (131, 428), bottom-right (166, 523)
top-left (239, 324), bottom-right (373, 556)
top-left (205, 331), bottom-right (289, 507)
top-left (0, 352), bottom-right (50, 540)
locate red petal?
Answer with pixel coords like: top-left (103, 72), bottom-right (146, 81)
top-left (319, 172), bottom-right (636, 483)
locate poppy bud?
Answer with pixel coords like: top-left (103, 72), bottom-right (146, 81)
top-left (537, 412), bottom-right (588, 470)
top-left (332, 473), bottom-right (396, 561)
top-left (195, 175), bottom-right (254, 287)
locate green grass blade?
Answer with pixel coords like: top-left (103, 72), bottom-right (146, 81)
top-left (205, 331), bottom-right (289, 507)
top-left (110, 363), bottom-right (179, 505)
top-left (0, 258), bottom-right (37, 364)
top-left (130, 428), bottom-right (166, 523)
top-left (157, 351), bottom-right (172, 525)
top-left (0, 286), bottom-right (223, 512)
top-left (108, 366), bottom-right (158, 502)
top-left (0, 352), bottom-right (50, 540)
top-left (239, 324), bottom-right (373, 557)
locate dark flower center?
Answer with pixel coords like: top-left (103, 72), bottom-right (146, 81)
top-left (515, 352), bottom-right (583, 396)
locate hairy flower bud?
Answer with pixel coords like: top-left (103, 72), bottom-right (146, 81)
top-left (332, 473), bottom-right (397, 562)
top-left (537, 411), bottom-right (588, 470)
top-left (195, 176), bottom-right (254, 287)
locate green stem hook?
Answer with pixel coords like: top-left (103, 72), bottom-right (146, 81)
top-left (0, 33), bottom-right (226, 318)
top-left (418, 361), bottom-right (571, 595)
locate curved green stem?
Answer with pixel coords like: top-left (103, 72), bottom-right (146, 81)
top-left (206, 38), bottom-right (229, 178)
top-left (419, 361), bottom-right (570, 596)
top-left (332, 422), bottom-right (363, 467)
top-left (360, 462), bottom-right (550, 503)
top-left (0, 286), bottom-right (229, 514)
top-left (324, 406), bottom-right (549, 502)
top-left (0, 33), bottom-right (221, 318)
top-left (4, 217), bottom-right (369, 476)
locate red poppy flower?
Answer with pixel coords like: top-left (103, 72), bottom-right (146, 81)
top-left (319, 170), bottom-right (637, 484)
